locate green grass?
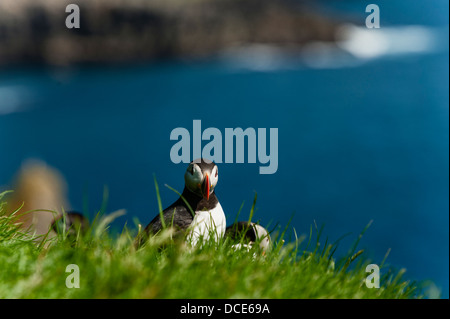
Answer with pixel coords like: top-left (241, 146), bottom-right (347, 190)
top-left (0, 189), bottom-right (425, 299)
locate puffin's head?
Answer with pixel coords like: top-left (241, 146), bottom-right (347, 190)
top-left (184, 158), bottom-right (218, 200)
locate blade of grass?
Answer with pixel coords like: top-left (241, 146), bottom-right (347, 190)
top-left (348, 220), bottom-right (373, 257)
top-left (99, 185), bottom-right (109, 215)
top-left (380, 248), bottom-right (392, 269)
top-left (153, 174), bottom-right (166, 229)
top-left (233, 201), bottom-right (245, 225)
top-left (247, 192), bottom-right (257, 224)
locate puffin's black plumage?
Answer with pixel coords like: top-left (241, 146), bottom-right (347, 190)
top-left (225, 221), bottom-right (271, 251)
top-left (225, 221), bottom-right (258, 242)
top-left (144, 186), bottom-right (219, 235)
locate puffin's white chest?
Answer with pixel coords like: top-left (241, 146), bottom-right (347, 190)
top-left (187, 202), bottom-right (226, 247)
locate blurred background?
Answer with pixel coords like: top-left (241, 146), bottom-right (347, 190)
top-left (0, 0), bottom-right (448, 297)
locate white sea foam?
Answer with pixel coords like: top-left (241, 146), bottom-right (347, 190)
top-left (336, 24), bottom-right (443, 59)
top-left (221, 25), bottom-right (448, 71)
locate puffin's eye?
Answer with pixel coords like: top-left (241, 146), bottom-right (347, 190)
top-left (215, 169), bottom-right (218, 177)
top-left (188, 165), bottom-right (194, 175)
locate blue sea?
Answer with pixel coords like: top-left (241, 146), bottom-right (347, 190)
top-left (0, 0), bottom-right (448, 297)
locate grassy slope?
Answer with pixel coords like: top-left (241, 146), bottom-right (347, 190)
top-left (0, 191), bottom-right (422, 299)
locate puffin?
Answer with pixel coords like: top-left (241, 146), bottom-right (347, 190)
top-left (225, 221), bottom-right (271, 253)
top-left (140, 158), bottom-right (226, 247)
top-left (6, 160), bottom-right (69, 239)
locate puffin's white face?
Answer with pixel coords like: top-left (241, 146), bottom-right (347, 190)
top-left (209, 165), bottom-right (219, 192)
top-left (184, 162), bottom-right (218, 200)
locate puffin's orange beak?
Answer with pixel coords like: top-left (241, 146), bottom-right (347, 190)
top-left (203, 174), bottom-right (210, 200)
